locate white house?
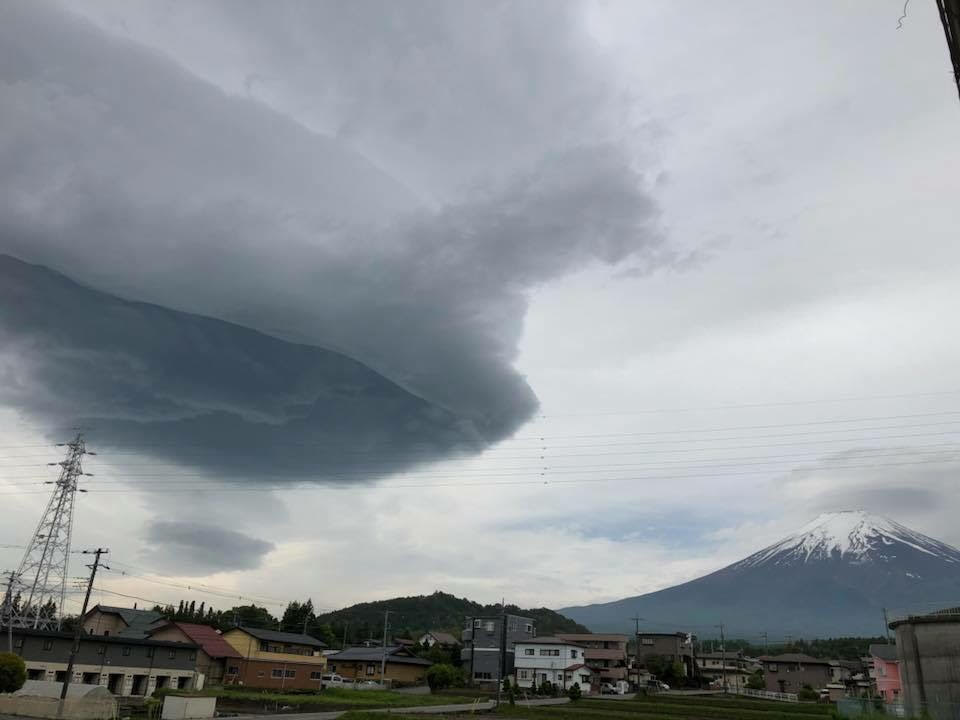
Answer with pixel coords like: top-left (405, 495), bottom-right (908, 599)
top-left (513, 637), bottom-right (594, 691)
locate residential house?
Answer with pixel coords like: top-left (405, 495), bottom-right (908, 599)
top-left (147, 621), bottom-right (242, 686)
top-left (10, 627), bottom-right (199, 696)
top-left (869, 644), bottom-right (902, 703)
top-left (82, 605), bottom-right (165, 638)
top-left (556, 633), bottom-right (629, 685)
top-left (417, 631), bottom-right (458, 648)
top-left (696, 650), bottom-right (752, 691)
top-left (759, 654), bottom-right (833, 693)
top-left (636, 632), bottom-right (697, 678)
top-left (222, 627), bottom-right (328, 690)
top-left (889, 608), bottom-right (960, 720)
top-left (514, 637), bottom-right (595, 692)
top-left (461, 614), bottom-right (535, 684)
top-left (326, 646), bottom-right (431, 685)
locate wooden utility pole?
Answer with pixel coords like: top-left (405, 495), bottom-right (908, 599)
top-left (379, 610), bottom-right (392, 685)
top-left (716, 624), bottom-right (727, 694)
top-left (60, 548), bottom-right (108, 707)
top-left (631, 615), bottom-right (643, 688)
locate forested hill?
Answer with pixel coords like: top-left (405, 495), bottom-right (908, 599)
top-left (315, 591), bottom-right (590, 642)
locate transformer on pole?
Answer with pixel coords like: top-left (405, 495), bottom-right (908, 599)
top-left (11, 434), bottom-right (91, 630)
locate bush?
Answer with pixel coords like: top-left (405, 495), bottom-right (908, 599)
top-left (798, 685), bottom-right (819, 702)
top-left (0, 652), bottom-right (27, 693)
top-left (746, 671), bottom-right (766, 690)
top-left (568, 683), bottom-right (582, 701)
top-left (426, 663), bottom-right (463, 692)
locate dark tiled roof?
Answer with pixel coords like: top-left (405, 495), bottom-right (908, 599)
top-left (158, 622), bottom-right (242, 659)
top-left (424, 631), bottom-right (458, 645)
top-left (235, 626), bottom-right (328, 648)
top-left (86, 605), bottom-right (166, 638)
top-left (328, 646), bottom-right (431, 665)
top-left (869, 644), bottom-right (899, 662)
top-left (15, 627), bottom-right (197, 649)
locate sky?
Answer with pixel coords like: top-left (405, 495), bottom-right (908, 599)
top-left (1, 0), bottom-right (959, 626)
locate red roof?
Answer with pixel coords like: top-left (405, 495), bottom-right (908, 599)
top-left (159, 622), bottom-right (242, 659)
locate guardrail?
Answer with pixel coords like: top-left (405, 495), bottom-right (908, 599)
top-left (732, 687), bottom-right (799, 703)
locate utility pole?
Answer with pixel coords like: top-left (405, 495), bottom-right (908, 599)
top-left (342, 622), bottom-right (349, 650)
top-left (715, 624), bottom-right (726, 694)
top-left (380, 610), bottom-right (392, 686)
top-left (882, 608), bottom-right (892, 643)
top-left (60, 549), bottom-right (108, 705)
top-left (935, 0), bottom-right (960, 102)
top-left (496, 599), bottom-right (506, 706)
top-left (760, 631), bottom-right (768, 653)
top-left (3, 570), bottom-right (17, 653)
top-left (631, 615), bottom-right (642, 689)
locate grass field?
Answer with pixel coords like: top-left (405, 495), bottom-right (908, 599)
top-left (160, 686), bottom-right (474, 710)
top-left (495, 694), bottom-right (834, 720)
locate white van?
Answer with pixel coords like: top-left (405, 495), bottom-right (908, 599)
top-left (321, 674), bottom-right (346, 687)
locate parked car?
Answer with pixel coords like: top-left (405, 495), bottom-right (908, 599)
top-left (600, 682), bottom-right (618, 695)
top-left (321, 673), bottom-right (346, 687)
top-left (646, 678), bottom-right (670, 691)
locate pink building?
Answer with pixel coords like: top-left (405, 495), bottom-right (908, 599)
top-left (870, 644), bottom-right (902, 702)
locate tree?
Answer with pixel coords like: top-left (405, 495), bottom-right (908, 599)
top-left (567, 682), bottom-right (582, 701)
top-left (797, 684), bottom-right (819, 702)
top-left (746, 671), bottom-right (765, 690)
top-left (425, 663), bottom-right (463, 692)
top-left (0, 653), bottom-right (27, 693)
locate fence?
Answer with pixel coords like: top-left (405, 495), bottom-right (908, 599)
top-left (836, 698), bottom-right (906, 717)
top-left (732, 687), bottom-right (799, 703)
top-left (0, 695), bottom-right (118, 720)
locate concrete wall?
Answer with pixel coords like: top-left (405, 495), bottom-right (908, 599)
top-left (161, 696), bottom-right (217, 720)
top-left (0, 695), bottom-right (117, 720)
top-left (894, 618), bottom-right (960, 720)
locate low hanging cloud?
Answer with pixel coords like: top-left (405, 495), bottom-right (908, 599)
top-left (142, 521), bottom-right (275, 575)
top-left (0, 1), bottom-right (664, 480)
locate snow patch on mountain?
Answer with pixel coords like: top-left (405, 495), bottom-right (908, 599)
top-left (734, 510), bottom-right (960, 568)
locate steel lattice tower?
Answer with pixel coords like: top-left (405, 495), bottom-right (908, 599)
top-left (11, 434), bottom-right (90, 630)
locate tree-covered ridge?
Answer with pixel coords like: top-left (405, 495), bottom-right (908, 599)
top-left (312, 591), bottom-right (591, 644)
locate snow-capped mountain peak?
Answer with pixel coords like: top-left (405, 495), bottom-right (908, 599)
top-left (736, 510), bottom-right (960, 568)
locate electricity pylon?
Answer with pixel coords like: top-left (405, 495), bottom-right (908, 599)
top-left (11, 434), bottom-right (93, 630)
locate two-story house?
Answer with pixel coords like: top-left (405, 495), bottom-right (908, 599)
top-left (869, 644), bottom-right (902, 703)
top-left (10, 627), bottom-right (199, 696)
top-left (326, 645), bottom-right (432, 685)
top-left (513, 637), bottom-right (594, 691)
top-left (221, 627), bottom-right (328, 690)
top-left (147, 621), bottom-right (242, 686)
top-left (636, 632), bottom-right (697, 678)
top-left (759, 654), bottom-right (834, 693)
top-left (696, 650), bottom-right (752, 690)
top-left (556, 633), bottom-right (629, 686)
top-left (461, 614), bottom-right (534, 684)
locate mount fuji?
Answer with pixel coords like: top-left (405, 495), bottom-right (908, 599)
top-left (560, 511), bottom-right (960, 638)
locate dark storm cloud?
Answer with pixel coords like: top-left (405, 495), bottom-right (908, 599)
top-left (142, 521), bottom-right (274, 575)
top-left (0, 1), bottom-right (663, 478)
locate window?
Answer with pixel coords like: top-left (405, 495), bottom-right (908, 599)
top-left (310, 671), bottom-right (322, 680)
top-left (524, 648), bottom-right (535, 656)
top-left (366, 664), bottom-right (377, 676)
top-left (519, 670), bottom-right (529, 679)
top-left (525, 623), bottom-right (533, 633)
top-left (640, 638), bottom-right (654, 646)
top-left (285, 670), bottom-right (296, 678)
top-left (271, 669), bottom-right (284, 678)
top-left (122, 646), bottom-right (131, 657)
top-left (227, 666), bottom-right (240, 676)
top-left (571, 650), bottom-right (578, 659)
top-left (189, 651), bottom-right (197, 661)
top-left (473, 671), bottom-right (492, 680)
top-left (539, 648), bottom-right (559, 656)
top-left (146, 647), bottom-right (155, 658)
top-left (473, 619), bottom-right (481, 628)
top-left (14, 637), bottom-right (23, 649)
top-left (484, 621), bottom-right (495, 633)
top-left (43, 639), bottom-right (53, 651)
top-left (767, 663), bottom-right (778, 672)
top-left (168, 649), bottom-right (176, 660)
top-left (260, 641), bottom-right (270, 651)
top-left (97, 645), bottom-right (106, 655)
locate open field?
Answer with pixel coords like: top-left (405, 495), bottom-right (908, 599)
top-left (495, 694), bottom-right (833, 720)
top-left (160, 687), bottom-right (475, 712)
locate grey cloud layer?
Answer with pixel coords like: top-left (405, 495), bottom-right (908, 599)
top-left (143, 521), bottom-right (274, 575)
top-left (0, 1), bottom-right (662, 466)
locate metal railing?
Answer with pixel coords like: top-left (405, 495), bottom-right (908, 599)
top-left (732, 687), bottom-right (799, 703)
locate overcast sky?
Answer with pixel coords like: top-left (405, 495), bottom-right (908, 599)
top-left (1, 0), bottom-right (959, 624)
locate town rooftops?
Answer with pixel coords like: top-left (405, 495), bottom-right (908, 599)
top-left (152, 621), bottom-right (242, 659)
top-left (14, 627), bottom-right (198, 649)
top-left (869, 644), bottom-right (899, 662)
top-left (328, 646), bottom-right (431, 665)
top-left (759, 653), bottom-right (831, 665)
top-left (84, 604), bottom-right (165, 638)
top-left (516, 636), bottom-right (586, 646)
top-left (422, 631), bottom-right (458, 645)
top-left (556, 633), bottom-right (628, 643)
top-left (232, 626), bottom-right (328, 648)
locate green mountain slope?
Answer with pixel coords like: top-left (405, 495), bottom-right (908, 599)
top-left (315, 591), bottom-right (589, 643)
